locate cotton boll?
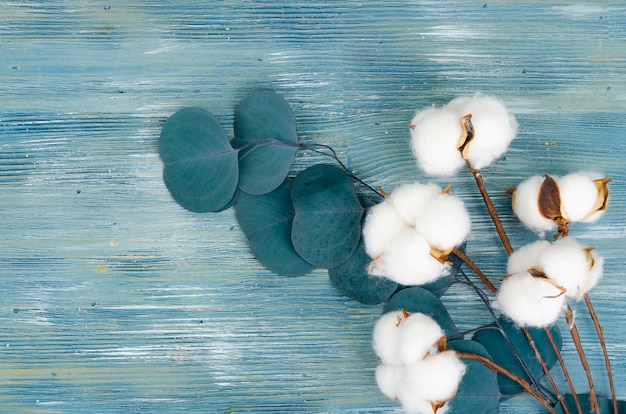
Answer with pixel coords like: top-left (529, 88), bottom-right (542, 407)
top-left (375, 364), bottom-right (405, 400)
top-left (389, 182), bottom-right (442, 225)
top-left (368, 229), bottom-right (445, 286)
top-left (537, 237), bottom-right (589, 299)
top-left (583, 251), bottom-right (604, 297)
top-left (558, 172), bottom-right (601, 222)
top-left (398, 351), bottom-right (466, 412)
top-left (362, 201), bottom-right (410, 259)
top-left (399, 396), bottom-right (436, 414)
top-left (396, 313), bottom-right (445, 364)
top-left (512, 175), bottom-right (557, 234)
top-left (372, 310), bottom-right (404, 365)
top-left (507, 240), bottom-right (550, 274)
top-left (414, 193), bottom-right (471, 250)
top-left (410, 107), bottom-right (465, 176)
top-left (446, 94), bottom-right (518, 170)
top-left (495, 271), bottom-right (566, 327)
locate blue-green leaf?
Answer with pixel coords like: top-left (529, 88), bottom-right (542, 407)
top-left (234, 178), bottom-right (314, 277)
top-left (233, 90), bottom-right (299, 195)
top-left (291, 164), bottom-right (363, 268)
top-left (159, 107), bottom-right (239, 213)
top-left (328, 238), bottom-right (398, 305)
top-left (472, 317), bottom-right (562, 396)
top-left (383, 286), bottom-right (458, 336)
top-left (447, 340), bottom-right (500, 414)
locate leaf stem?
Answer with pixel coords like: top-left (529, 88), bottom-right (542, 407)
top-left (298, 143), bottom-right (384, 199)
top-left (458, 352), bottom-right (558, 414)
top-left (565, 305), bottom-right (600, 414)
top-left (584, 293), bottom-right (618, 414)
top-left (464, 160), bottom-right (513, 255)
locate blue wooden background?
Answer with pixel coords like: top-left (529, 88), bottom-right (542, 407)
top-left (1, 1), bottom-right (625, 413)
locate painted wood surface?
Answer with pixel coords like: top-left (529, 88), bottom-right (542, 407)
top-left (1, 1), bottom-right (625, 413)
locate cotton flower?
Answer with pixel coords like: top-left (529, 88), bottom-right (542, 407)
top-left (495, 270), bottom-right (566, 328)
top-left (558, 172), bottom-right (610, 223)
top-left (506, 239), bottom-right (550, 274)
top-left (410, 93), bottom-right (517, 176)
top-left (372, 311), bottom-right (466, 414)
top-left (362, 182), bottom-right (470, 286)
top-left (537, 237), bottom-right (603, 299)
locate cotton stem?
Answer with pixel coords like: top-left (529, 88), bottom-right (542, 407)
top-left (565, 305), bottom-right (600, 414)
top-left (545, 327), bottom-right (583, 414)
top-left (584, 293), bottom-right (618, 414)
top-left (452, 247), bottom-right (497, 294)
top-left (464, 160), bottom-right (513, 255)
top-left (458, 352), bottom-right (557, 414)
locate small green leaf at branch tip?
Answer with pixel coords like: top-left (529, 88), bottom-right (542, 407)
top-left (446, 340), bottom-right (500, 414)
top-left (159, 107), bottom-right (238, 213)
top-left (383, 286), bottom-right (458, 337)
top-left (234, 178), bottom-right (314, 277)
top-left (328, 238), bottom-right (397, 305)
top-left (472, 317), bottom-right (562, 396)
top-left (233, 90), bottom-right (299, 195)
top-left (291, 164), bottom-right (364, 269)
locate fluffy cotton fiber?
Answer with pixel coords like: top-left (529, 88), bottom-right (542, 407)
top-left (506, 240), bottom-right (550, 274)
top-left (558, 171), bottom-right (604, 223)
top-left (372, 310), bottom-right (404, 365)
top-left (396, 313), bottom-right (445, 364)
top-left (414, 193), bottom-right (471, 251)
top-left (362, 201), bottom-right (410, 259)
top-left (495, 271), bottom-right (566, 328)
top-left (512, 175), bottom-right (557, 234)
top-left (389, 182), bottom-right (442, 225)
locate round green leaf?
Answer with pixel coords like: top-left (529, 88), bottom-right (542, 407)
top-left (472, 317), bottom-right (562, 396)
top-left (234, 178), bottom-right (314, 277)
top-left (383, 286), bottom-right (458, 336)
top-left (233, 90), bottom-right (299, 195)
top-left (291, 164), bottom-right (363, 268)
top-left (447, 340), bottom-right (500, 414)
top-left (159, 107), bottom-right (239, 213)
top-left (328, 238), bottom-right (398, 305)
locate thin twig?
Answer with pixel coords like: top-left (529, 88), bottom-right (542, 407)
top-left (458, 352), bottom-right (558, 414)
top-left (584, 293), bottom-right (618, 414)
top-left (522, 327), bottom-right (570, 414)
top-left (452, 247), bottom-right (497, 294)
top-left (565, 305), bottom-right (600, 414)
top-left (545, 327), bottom-right (583, 414)
top-left (464, 160), bottom-right (513, 254)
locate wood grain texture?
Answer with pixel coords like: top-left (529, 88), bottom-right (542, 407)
top-left (1, 1), bottom-right (625, 412)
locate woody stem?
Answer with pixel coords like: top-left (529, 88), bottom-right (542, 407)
top-left (458, 352), bottom-right (557, 414)
top-left (545, 327), bottom-right (583, 414)
top-left (465, 160), bottom-right (513, 254)
top-left (584, 293), bottom-right (617, 414)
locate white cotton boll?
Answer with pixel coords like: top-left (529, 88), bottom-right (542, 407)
top-left (362, 200), bottom-right (411, 259)
top-left (368, 229), bottom-right (445, 286)
top-left (512, 175), bottom-right (557, 234)
top-left (400, 396), bottom-right (436, 414)
top-left (410, 107), bottom-right (465, 176)
top-left (414, 193), bottom-right (471, 250)
top-left (398, 352), bottom-right (466, 412)
top-left (375, 364), bottom-right (405, 400)
top-left (446, 94), bottom-right (518, 170)
top-left (537, 237), bottom-right (589, 299)
top-left (558, 171), bottom-right (606, 223)
top-left (372, 310), bottom-right (404, 365)
top-left (495, 271), bottom-right (566, 328)
top-left (396, 313), bottom-right (445, 364)
top-left (389, 182), bottom-right (442, 225)
top-left (507, 240), bottom-right (550, 274)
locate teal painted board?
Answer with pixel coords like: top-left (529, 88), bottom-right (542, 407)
top-left (1, 1), bottom-right (625, 413)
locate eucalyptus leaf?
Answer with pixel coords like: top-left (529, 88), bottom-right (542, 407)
top-left (233, 90), bottom-right (299, 195)
top-left (328, 238), bottom-right (398, 305)
top-left (472, 317), bottom-right (562, 396)
top-left (447, 340), bottom-right (500, 414)
top-left (234, 178), bottom-right (314, 277)
top-left (159, 107), bottom-right (239, 213)
top-left (383, 286), bottom-right (458, 336)
top-left (291, 164), bottom-right (363, 268)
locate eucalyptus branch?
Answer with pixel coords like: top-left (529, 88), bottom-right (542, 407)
top-left (565, 305), bottom-right (600, 414)
top-left (299, 143), bottom-right (384, 199)
top-left (584, 293), bottom-right (618, 414)
top-left (458, 352), bottom-right (558, 414)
